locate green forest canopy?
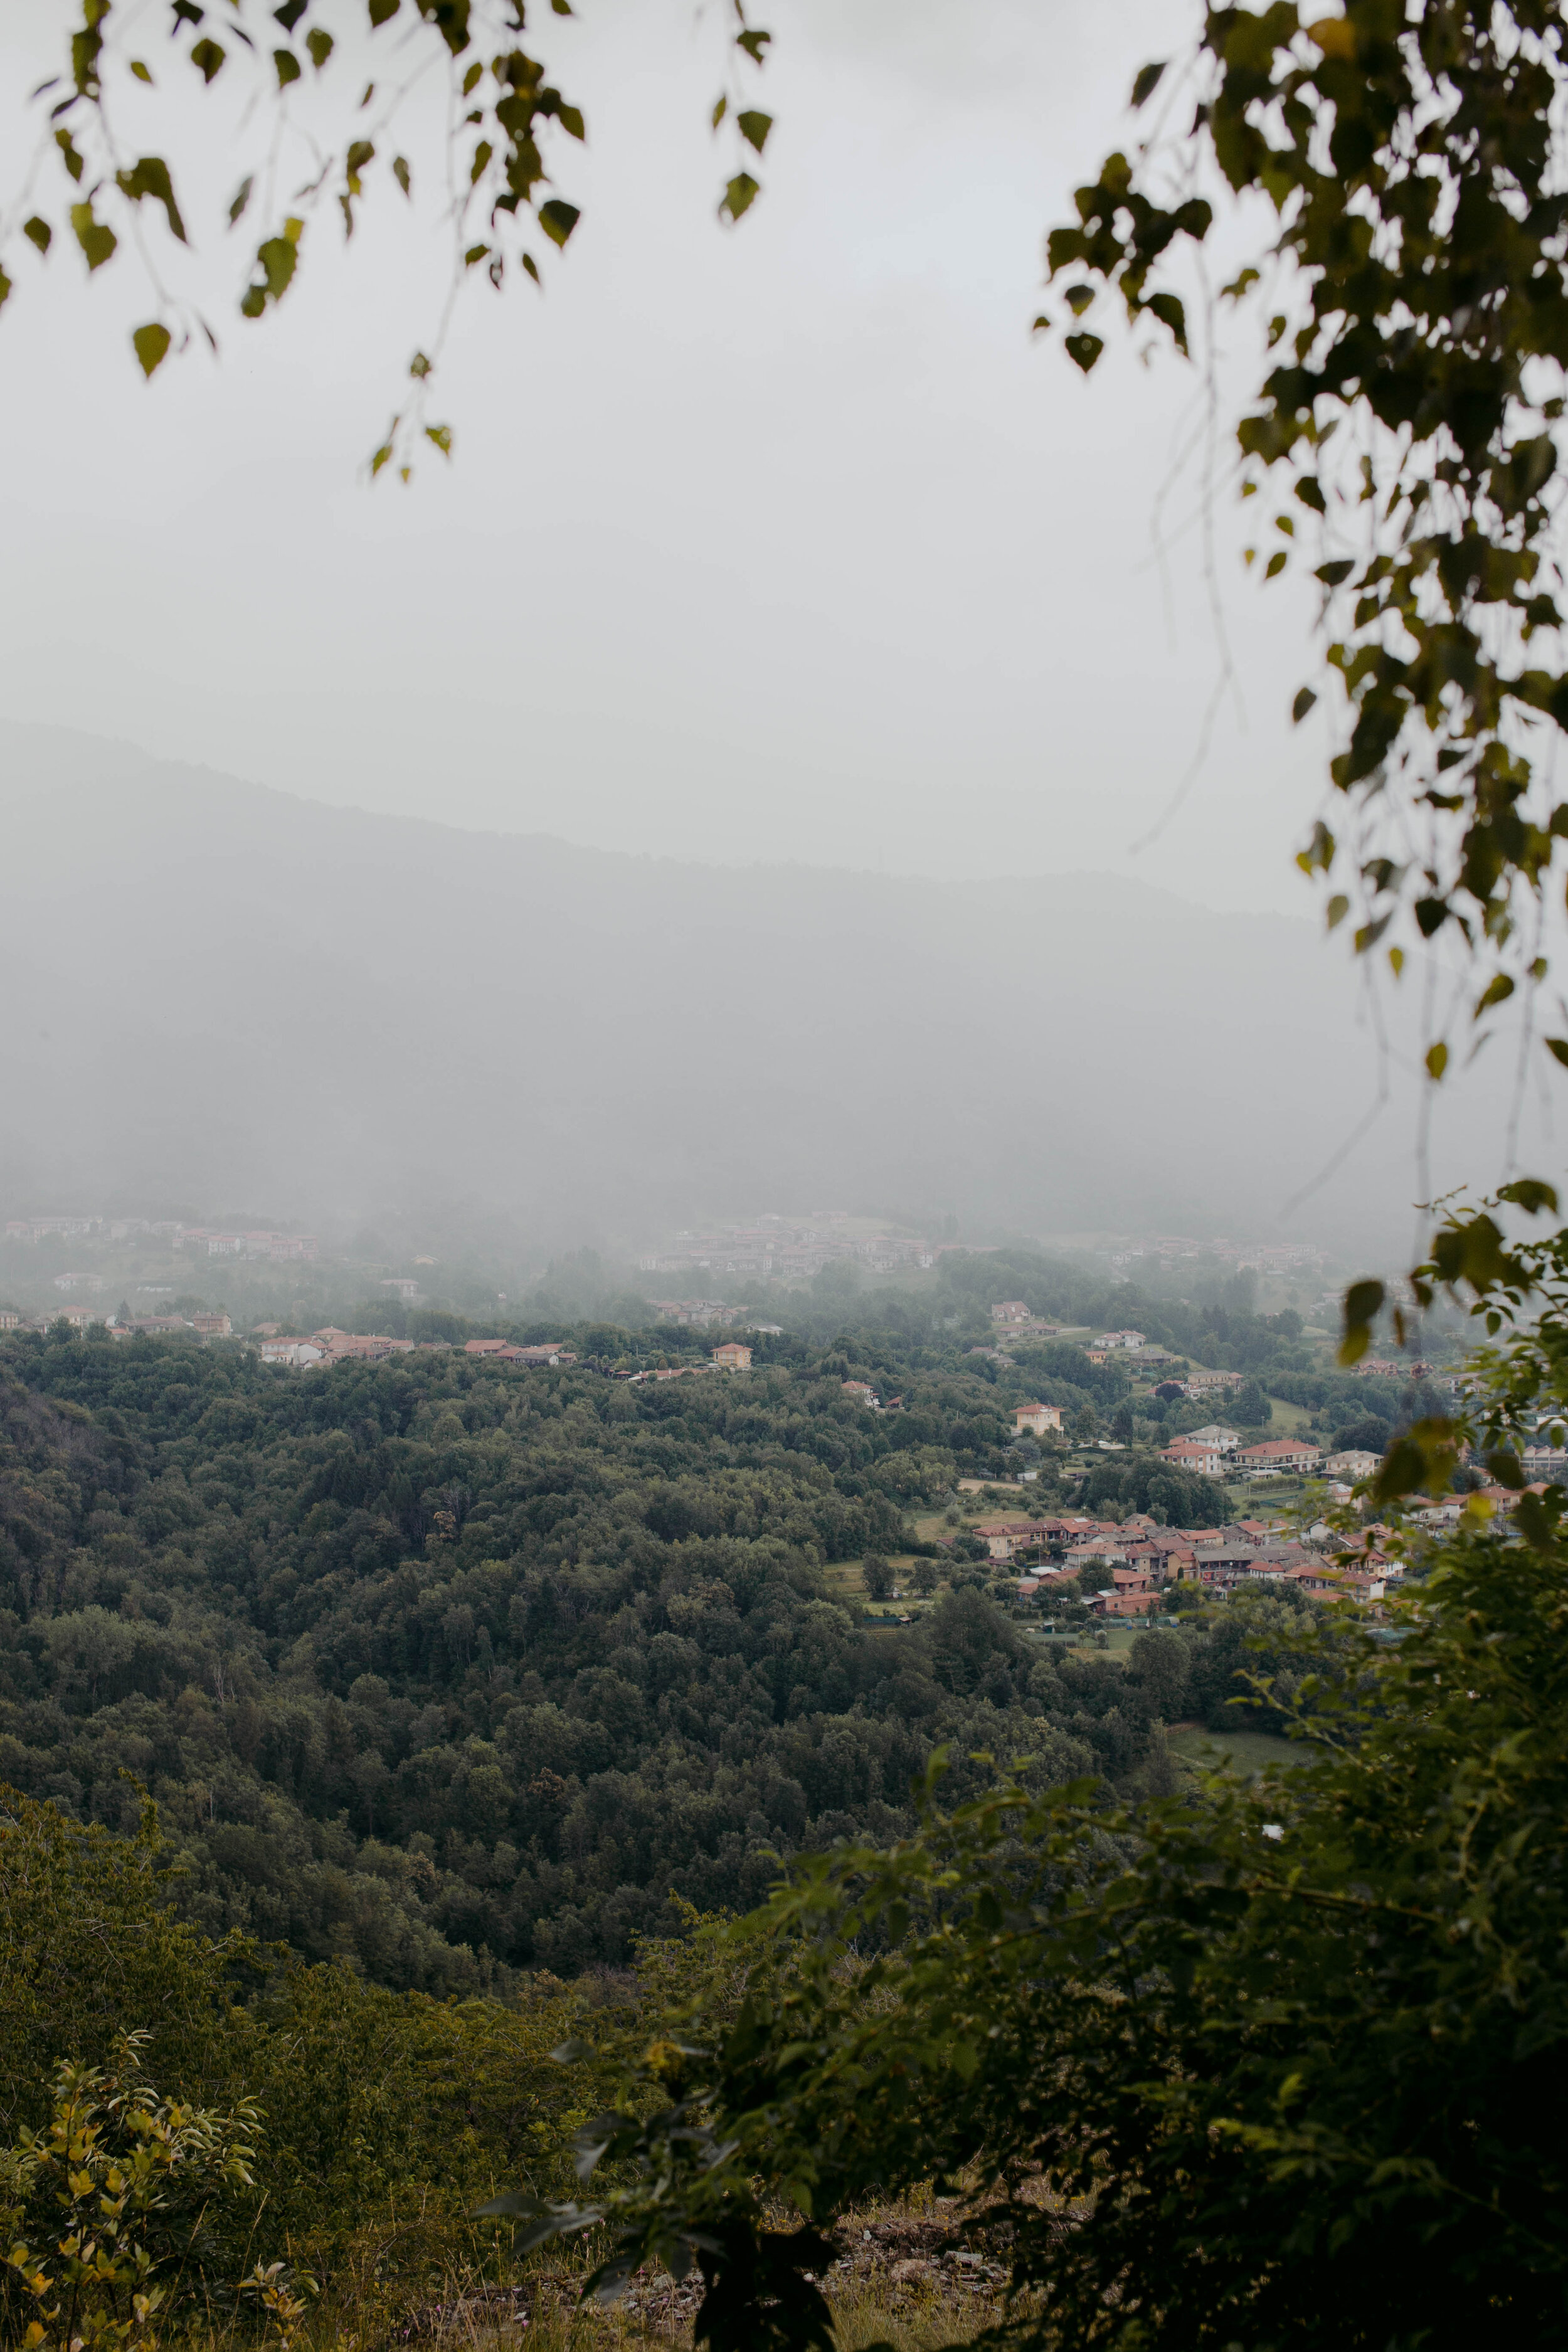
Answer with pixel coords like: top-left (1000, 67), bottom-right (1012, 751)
top-left (0, 1291), bottom-right (1333, 1983)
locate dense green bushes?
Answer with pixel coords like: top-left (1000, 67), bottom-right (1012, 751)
top-left (0, 1777), bottom-right (607, 2331)
top-left (536, 1532), bottom-right (1568, 2349)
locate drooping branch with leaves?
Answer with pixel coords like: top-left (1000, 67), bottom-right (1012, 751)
top-left (1042, 1), bottom-right (1568, 1075)
top-left (3, 0), bottom-right (773, 474)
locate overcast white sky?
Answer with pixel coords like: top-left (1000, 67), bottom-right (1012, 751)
top-left (1, 0), bottom-right (1332, 913)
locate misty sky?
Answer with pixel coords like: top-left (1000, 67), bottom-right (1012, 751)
top-left (0, 0), bottom-right (1334, 916)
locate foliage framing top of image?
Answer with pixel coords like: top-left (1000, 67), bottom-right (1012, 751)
top-left (1045, 1), bottom-right (1568, 1061)
top-left (4, 0), bottom-right (772, 475)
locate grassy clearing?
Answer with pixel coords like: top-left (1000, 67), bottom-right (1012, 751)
top-left (277, 2201), bottom-right (1013, 2352)
top-left (824, 2288), bottom-right (1004, 2350)
top-left (1254, 1394), bottom-right (1316, 1436)
top-left (1169, 1727), bottom-right (1316, 1774)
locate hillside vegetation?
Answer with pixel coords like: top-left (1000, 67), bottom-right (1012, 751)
top-left (0, 1318), bottom-right (1308, 1983)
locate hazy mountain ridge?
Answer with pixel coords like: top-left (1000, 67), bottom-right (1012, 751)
top-left (0, 721), bottom-right (1466, 1250)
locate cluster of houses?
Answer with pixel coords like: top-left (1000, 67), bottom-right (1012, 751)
top-left (649, 1301), bottom-right (785, 1334)
top-left (11, 1318), bottom-right (755, 1377)
top-left (1003, 1404), bottom-right (1328, 1485)
top-left (1102, 1236), bottom-right (1326, 1278)
top-left (957, 1511), bottom-right (1398, 1613)
top-left (983, 1305), bottom-right (1246, 1389)
top-left (1162, 1428), bottom-right (1327, 1480)
top-left (176, 1229), bottom-right (318, 1261)
top-left (641, 1216), bottom-right (938, 1281)
top-left (626, 1342), bottom-right (756, 1382)
top-left (1162, 1431), bottom-right (1400, 1485)
top-left (0, 1304), bottom-right (236, 1340)
top-left (987, 1302), bottom-right (1067, 1342)
top-left (4, 1216), bottom-right (316, 1260)
top-left (257, 1330), bottom-right (580, 1370)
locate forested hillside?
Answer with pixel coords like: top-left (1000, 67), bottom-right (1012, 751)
top-left (0, 1320), bottom-right (1289, 1987)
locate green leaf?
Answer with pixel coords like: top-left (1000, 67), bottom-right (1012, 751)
top-left (1266, 549), bottom-right (1288, 578)
top-left (368, 0), bottom-right (400, 23)
top-left (1064, 332), bottom-right (1104, 374)
top-left (243, 217), bottom-right (303, 314)
top-left (1497, 1177), bottom-right (1559, 1216)
top-left (1130, 60), bottom-right (1167, 108)
top-left (1369, 1434), bottom-right (1428, 1505)
top-left (1315, 559), bottom-right (1353, 586)
top-left (736, 28), bottom-right (771, 61)
top-left (425, 423), bottom-right (453, 458)
top-left (1425, 1041), bottom-right (1449, 1081)
top-left (1429, 1213), bottom-right (1511, 1295)
top-left (23, 217), bottom-right (51, 255)
top-left (1547, 1038), bottom-right (1568, 1068)
top-left (464, 242), bottom-right (489, 268)
top-left (1474, 973), bottom-right (1514, 1015)
top-left (1325, 894), bottom-right (1349, 930)
top-left (712, 94), bottom-right (727, 127)
top-left (132, 322), bottom-right (172, 378)
top-left (1295, 476), bottom-right (1327, 513)
top-left (1372, 1418), bottom-right (1460, 1507)
top-left (115, 155), bottom-right (188, 243)
top-left (130, 59), bottom-right (153, 83)
top-left (719, 173), bottom-right (759, 224)
top-left (475, 2191), bottom-right (548, 2219)
top-left (68, 201), bottom-right (117, 272)
top-left (1297, 819), bottom-right (1335, 874)
top-left (1292, 687), bottom-right (1317, 723)
top-left (462, 61), bottom-right (482, 96)
top-left (737, 110), bottom-right (773, 154)
top-left (305, 28), bottom-right (333, 67)
top-left (190, 38), bottom-right (226, 82)
top-left (1512, 1485), bottom-right (1565, 1554)
top-left (229, 175), bottom-right (253, 225)
top-left (393, 154), bottom-right (410, 196)
top-left (1145, 290), bottom-right (1187, 350)
top-left (409, 350), bottom-right (432, 379)
top-left (273, 0), bottom-right (308, 28)
top-left (1337, 1278), bottom-right (1384, 1367)
top-left (539, 199), bottom-right (580, 247)
top-left (273, 47), bottom-right (301, 86)
top-left (0, 267), bottom-right (11, 315)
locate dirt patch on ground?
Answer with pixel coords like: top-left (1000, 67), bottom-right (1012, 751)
top-left (398, 2205), bottom-right (1019, 2344)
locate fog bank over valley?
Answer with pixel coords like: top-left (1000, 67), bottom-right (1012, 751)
top-left (0, 720), bottom-right (1535, 1264)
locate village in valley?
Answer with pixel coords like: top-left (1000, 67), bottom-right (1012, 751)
top-left (2, 1200), bottom-right (1525, 1641)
